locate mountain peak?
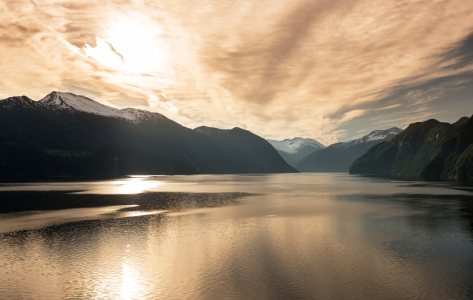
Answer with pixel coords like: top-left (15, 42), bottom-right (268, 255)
top-left (452, 116), bottom-right (469, 128)
top-left (40, 91), bottom-right (114, 112)
top-left (0, 95), bottom-right (38, 109)
top-left (267, 137), bottom-right (325, 154)
top-left (331, 127), bottom-right (402, 149)
top-left (38, 91), bottom-right (166, 123)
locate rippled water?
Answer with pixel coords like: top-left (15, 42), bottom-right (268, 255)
top-left (1, 173), bottom-right (472, 299)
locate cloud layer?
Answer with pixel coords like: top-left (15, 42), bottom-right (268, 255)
top-left (1, 0), bottom-right (473, 144)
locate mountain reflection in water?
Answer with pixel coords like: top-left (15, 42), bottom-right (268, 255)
top-left (0, 173), bottom-right (472, 300)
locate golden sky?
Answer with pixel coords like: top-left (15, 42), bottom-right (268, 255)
top-left (1, 0), bottom-right (473, 144)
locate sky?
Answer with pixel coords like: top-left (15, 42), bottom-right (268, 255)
top-left (1, 0), bottom-right (473, 145)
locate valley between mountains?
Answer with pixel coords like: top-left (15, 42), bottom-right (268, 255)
top-left (1, 91), bottom-right (472, 182)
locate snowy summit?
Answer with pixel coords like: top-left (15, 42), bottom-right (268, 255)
top-left (266, 137), bottom-right (325, 168)
top-left (38, 91), bottom-right (166, 123)
top-left (267, 137), bottom-right (325, 155)
top-left (330, 127), bottom-right (403, 149)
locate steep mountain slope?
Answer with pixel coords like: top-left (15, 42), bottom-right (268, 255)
top-left (297, 128), bottom-right (402, 172)
top-left (0, 92), bottom-right (295, 175)
top-left (267, 137), bottom-right (325, 168)
top-left (194, 126), bottom-right (298, 173)
top-left (452, 117), bottom-right (469, 128)
top-left (274, 149), bottom-right (300, 168)
top-left (0, 138), bottom-right (198, 178)
top-left (349, 118), bottom-right (467, 176)
top-left (421, 115), bottom-right (473, 181)
top-left (0, 137), bottom-right (67, 177)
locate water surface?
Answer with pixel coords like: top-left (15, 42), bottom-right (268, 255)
top-left (1, 173), bottom-right (472, 299)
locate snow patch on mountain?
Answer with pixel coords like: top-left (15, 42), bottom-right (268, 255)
top-left (330, 127), bottom-right (402, 149)
top-left (267, 137), bottom-right (325, 154)
top-left (0, 96), bottom-right (46, 109)
top-left (37, 91), bottom-right (166, 123)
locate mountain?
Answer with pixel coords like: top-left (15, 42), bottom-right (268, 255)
top-left (0, 92), bottom-right (296, 176)
top-left (349, 117), bottom-right (469, 176)
top-left (297, 128), bottom-right (402, 172)
top-left (38, 91), bottom-right (163, 123)
top-left (452, 117), bottom-right (469, 128)
top-left (421, 115), bottom-right (473, 181)
top-left (0, 138), bottom-right (199, 178)
top-left (195, 126), bottom-right (298, 173)
top-left (266, 137), bottom-right (325, 168)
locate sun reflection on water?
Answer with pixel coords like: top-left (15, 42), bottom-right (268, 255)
top-left (121, 263), bottom-right (142, 300)
top-left (112, 178), bottom-right (163, 194)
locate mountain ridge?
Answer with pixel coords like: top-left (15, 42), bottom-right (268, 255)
top-left (194, 126), bottom-right (299, 173)
top-left (330, 128), bottom-right (403, 149)
top-left (349, 117), bottom-right (469, 176)
top-left (1, 91), bottom-right (169, 124)
top-left (421, 115), bottom-right (473, 181)
top-left (0, 91), bottom-right (296, 176)
top-left (297, 127), bottom-right (402, 172)
top-left (267, 137), bottom-right (325, 168)
top-left (267, 137), bottom-right (325, 154)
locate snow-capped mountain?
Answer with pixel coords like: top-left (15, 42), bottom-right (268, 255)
top-left (330, 127), bottom-right (402, 149)
top-left (297, 127), bottom-right (403, 172)
top-left (266, 137), bottom-right (325, 168)
top-left (0, 91), bottom-right (166, 124)
top-left (0, 96), bottom-right (44, 109)
top-left (39, 91), bottom-right (166, 123)
top-left (267, 137), bottom-right (325, 154)
top-left (0, 91), bottom-right (297, 175)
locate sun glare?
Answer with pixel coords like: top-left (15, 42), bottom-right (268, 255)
top-left (82, 20), bottom-right (166, 74)
top-left (84, 38), bottom-right (123, 69)
top-left (114, 178), bottom-right (163, 194)
top-left (108, 21), bottom-right (165, 73)
top-left (120, 263), bottom-right (143, 299)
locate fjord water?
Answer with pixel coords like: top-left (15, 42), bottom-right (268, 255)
top-left (1, 174), bottom-right (472, 300)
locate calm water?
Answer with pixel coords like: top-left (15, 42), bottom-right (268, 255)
top-left (1, 173), bottom-right (473, 300)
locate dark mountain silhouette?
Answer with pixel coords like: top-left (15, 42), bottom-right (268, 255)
top-left (195, 126), bottom-right (298, 173)
top-left (0, 92), bottom-right (296, 177)
top-left (349, 117), bottom-right (469, 177)
top-left (0, 138), bottom-right (198, 178)
top-left (421, 115), bottom-right (473, 181)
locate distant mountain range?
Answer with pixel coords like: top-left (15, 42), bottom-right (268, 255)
top-left (297, 128), bottom-right (403, 172)
top-left (350, 116), bottom-right (472, 181)
top-left (267, 137), bottom-right (325, 167)
top-left (0, 92), bottom-right (297, 177)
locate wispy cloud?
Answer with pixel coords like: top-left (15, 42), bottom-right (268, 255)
top-left (376, 104), bottom-right (402, 111)
top-left (148, 94), bottom-right (179, 114)
top-left (1, 0), bottom-right (473, 144)
top-left (339, 109), bottom-right (367, 124)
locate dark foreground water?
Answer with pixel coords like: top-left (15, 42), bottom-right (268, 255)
top-left (1, 173), bottom-right (473, 300)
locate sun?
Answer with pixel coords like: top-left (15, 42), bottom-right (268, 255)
top-left (82, 20), bottom-right (166, 74)
top-left (107, 21), bottom-right (165, 73)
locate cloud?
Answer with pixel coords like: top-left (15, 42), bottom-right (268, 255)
top-left (339, 109), bottom-right (367, 124)
top-left (438, 32), bottom-right (473, 71)
top-left (376, 104), bottom-right (402, 111)
top-left (82, 37), bottom-right (124, 68)
top-left (148, 94), bottom-right (179, 113)
top-left (1, 0), bottom-right (473, 143)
